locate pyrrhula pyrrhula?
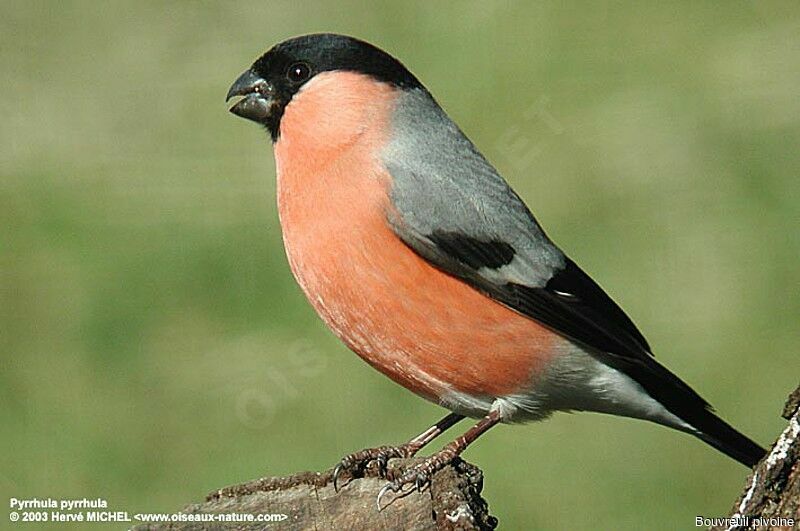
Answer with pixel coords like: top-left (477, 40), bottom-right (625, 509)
top-left (226, 33), bottom-right (765, 507)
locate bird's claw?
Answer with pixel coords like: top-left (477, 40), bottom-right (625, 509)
top-left (332, 463), bottom-right (345, 492)
top-left (336, 443), bottom-right (459, 509)
top-left (376, 481), bottom-right (398, 511)
top-left (332, 445), bottom-right (414, 492)
top-left (374, 454), bottom-right (389, 476)
top-left (375, 455), bottom-right (454, 510)
top-left (375, 478), bottom-right (420, 511)
top-left (414, 473), bottom-right (429, 492)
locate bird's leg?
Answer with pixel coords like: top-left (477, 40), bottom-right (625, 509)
top-left (377, 410), bottom-right (501, 510)
top-left (333, 412), bottom-right (464, 491)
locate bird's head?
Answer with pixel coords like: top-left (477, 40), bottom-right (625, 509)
top-left (226, 33), bottom-right (424, 142)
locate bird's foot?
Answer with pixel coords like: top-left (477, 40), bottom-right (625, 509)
top-left (376, 444), bottom-right (459, 511)
top-left (332, 444), bottom-right (419, 491)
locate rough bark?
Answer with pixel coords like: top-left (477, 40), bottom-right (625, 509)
top-left (134, 385), bottom-right (800, 531)
top-left (710, 384), bottom-right (800, 531)
top-left (133, 457), bottom-right (496, 530)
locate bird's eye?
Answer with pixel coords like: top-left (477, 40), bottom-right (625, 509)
top-left (287, 62), bottom-right (311, 83)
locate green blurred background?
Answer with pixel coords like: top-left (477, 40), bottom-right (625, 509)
top-left (2, 1), bottom-right (798, 529)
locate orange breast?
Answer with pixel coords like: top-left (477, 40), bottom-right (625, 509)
top-left (274, 72), bottom-right (562, 405)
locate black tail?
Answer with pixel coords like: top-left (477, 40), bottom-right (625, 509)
top-left (689, 408), bottom-right (766, 468)
top-left (601, 355), bottom-right (766, 468)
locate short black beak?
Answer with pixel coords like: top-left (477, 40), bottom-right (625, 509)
top-left (226, 69), bottom-right (274, 123)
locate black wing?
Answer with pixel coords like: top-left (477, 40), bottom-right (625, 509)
top-left (419, 230), bottom-right (653, 363)
top-left (502, 257), bottom-right (652, 359)
top-left (397, 229), bottom-right (713, 414)
top-left (401, 227), bottom-right (774, 467)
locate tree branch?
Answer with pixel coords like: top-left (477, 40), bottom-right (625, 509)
top-left (710, 383), bottom-right (800, 530)
top-left (134, 457), bottom-right (496, 530)
top-left (135, 385), bottom-right (800, 530)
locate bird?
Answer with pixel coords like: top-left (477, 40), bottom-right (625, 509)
top-left (226, 33), bottom-right (765, 509)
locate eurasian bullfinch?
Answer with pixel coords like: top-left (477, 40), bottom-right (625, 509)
top-left (226, 33), bottom-right (765, 508)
